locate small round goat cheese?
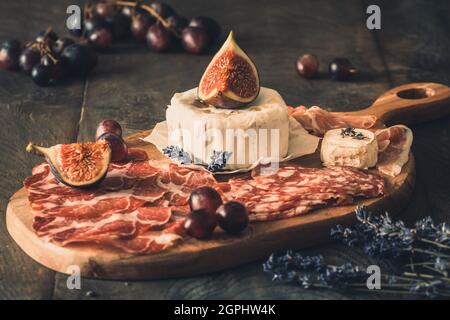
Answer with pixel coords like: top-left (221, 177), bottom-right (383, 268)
top-left (166, 87), bottom-right (289, 170)
top-left (320, 128), bottom-right (378, 169)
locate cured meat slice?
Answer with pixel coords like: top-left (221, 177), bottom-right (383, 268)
top-left (288, 106), bottom-right (377, 136)
top-left (23, 151), bottom-right (214, 254)
top-left (89, 220), bottom-right (185, 254)
top-left (59, 207), bottom-right (173, 245)
top-left (375, 125), bottom-right (413, 176)
top-left (224, 164), bottom-right (385, 221)
top-left (158, 163), bottom-right (217, 206)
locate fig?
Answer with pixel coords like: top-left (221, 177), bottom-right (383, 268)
top-left (198, 31), bottom-right (260, 109)
top-left (26, 141), bottom-right (111, 188)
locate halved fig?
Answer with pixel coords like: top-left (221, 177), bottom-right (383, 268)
top-left (26, 141), bottom-right (111, 188)
top-left (198, 31), bottom-right (260, 108)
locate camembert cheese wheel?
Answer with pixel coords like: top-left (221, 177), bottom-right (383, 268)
top-left (166, 87), bottom-right (289, 170)
top-left (321, 128), bottom-right (378, 169)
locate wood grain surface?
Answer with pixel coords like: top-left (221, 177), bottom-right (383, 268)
top-left (0, 0), bottom-right (449, 299)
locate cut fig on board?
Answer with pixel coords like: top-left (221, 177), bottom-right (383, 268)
top-left (198, 31), bottom-right (260, 108)
top-left (26, 141), bottom-right (111, 188)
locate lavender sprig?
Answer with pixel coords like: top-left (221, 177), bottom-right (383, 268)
top-left (264, 206), bottom-right (450, 298)
top-left (263, 251), bottom-right (450, 298)
top-left (263, 252), bottom-right (371, 289)
top-left (207, 150), bottom-right (232, 172)
top-left (340, 127), bottom-right (367, 140)
top-left (331, 207), bottom-right (449, 260)
top-left (162, 145), bottom-right (192, 164)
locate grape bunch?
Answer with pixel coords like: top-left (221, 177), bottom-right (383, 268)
top-left (74, 1), bottom-right (221, 54)
top-left (0, 1), bottom-right (221, 87)
top-left (185, 186), bottom-right (249, 239)
top-left (0, 28), bottom-right (98, 86)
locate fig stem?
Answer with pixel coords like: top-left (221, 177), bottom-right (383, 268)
top-left (26, 143), bottom-right (46, 156)
top-left (26, 142), bottom-right (38, 154)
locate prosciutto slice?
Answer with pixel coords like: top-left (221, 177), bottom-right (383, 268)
top-left (24, 149), bottom-right (216, 254)
top-left (375, 125), bottom-right (413, 176)
top-left (288, 106), bottom-right (377, 136)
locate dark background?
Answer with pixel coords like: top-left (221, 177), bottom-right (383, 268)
top-left (0, 0), bottom-right (449, 299)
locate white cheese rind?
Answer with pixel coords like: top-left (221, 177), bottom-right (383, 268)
top-left (321, 128), bottom-right (378, 169)
top-left (166, 87), bottom-right (289, 170)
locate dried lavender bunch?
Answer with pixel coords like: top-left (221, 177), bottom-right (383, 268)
top-left (263, 251), bottom-right (450, 298)
top-left (207, 150), bottom-right (232, 172)
top-left (331, 207), bottom-right (450, 261)
top-left (264, 207), bottom-right (450, 298)
top-left (263, 251), bottom-right (367, 289)
top-left (162, 145), bottom-right (191, 164)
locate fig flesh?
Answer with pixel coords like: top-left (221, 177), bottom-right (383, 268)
top-left (26, 141), bottom-right (111, 188)
top-left (198, 31), bottom-right (260, 108)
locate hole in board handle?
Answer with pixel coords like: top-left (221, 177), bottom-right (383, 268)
top-left (396, 88), bottom-right (435, 99)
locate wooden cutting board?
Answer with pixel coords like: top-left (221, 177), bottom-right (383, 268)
top-left (6, 82), bottom-right (450, 280)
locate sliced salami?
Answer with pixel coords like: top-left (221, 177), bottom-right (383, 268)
top-left (224, 164), bottom-right (385, 221)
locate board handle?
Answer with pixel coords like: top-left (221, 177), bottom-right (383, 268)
top-left (354, 82), bottom-right (450, 126)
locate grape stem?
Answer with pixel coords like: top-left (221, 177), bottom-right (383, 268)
top-left (114, 0), bottom-right (181, 38)
top-left (25, 26), bottom-right (58, 64)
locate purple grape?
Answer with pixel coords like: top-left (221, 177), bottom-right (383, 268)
top-left (146, 24), bottom-right (172, 52)
top-left (167, 15), bottom-right (188, 33)
top-left (181, 27), bottom-right (209, 54)
top-left (0, 40), bottom-right (22, 70)
top-left (89, 27), bottom-right (113, 50)
top-left (329, 58), bottom-right (357, 80)
top-left (184, 209), bottom-right (217, 239)
top-left (131, 13), bottom-right (154, 42)
top-left (189, 16), bottom-right (221, 41)
top-left (60, 44), bottom-right (97, 77)
top-left (216, 201), bottom-right (249, 234)
top-left (31, 64), bottom-right (53, 86)
top-left (149, 2), bottom-right (176, 19)
top-left (296, 54), bottom-right (320, 79)
top-left (94, 2), bottom-right (118, 18)
top-left (52, 38), bottom-right (75, 56)
top-left (19, 48), bottom-right (41, 75)
top-left (189, 186), bottom-right (223, 216)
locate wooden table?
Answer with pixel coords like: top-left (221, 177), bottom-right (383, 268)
top-left (0, 0), bottom-right (449, 300)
